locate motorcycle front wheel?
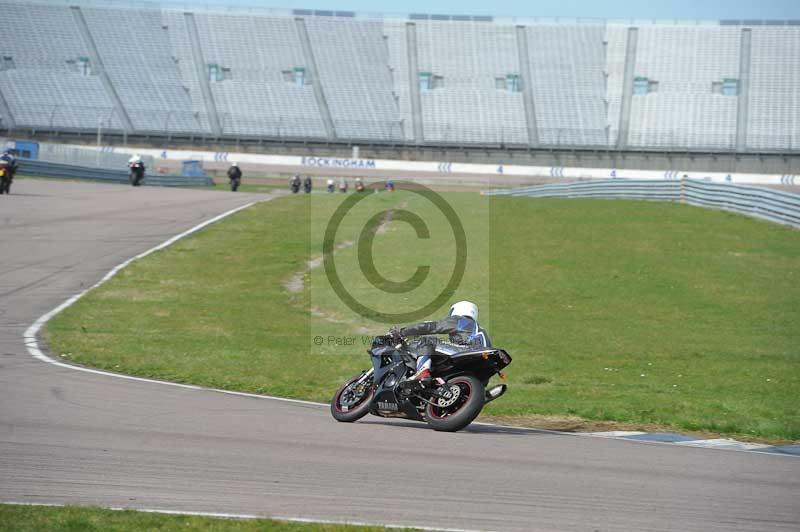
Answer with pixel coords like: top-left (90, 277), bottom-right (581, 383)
top-left (425, 375), bottom-right (485, 432)
top-left (331, 373), bottom-right (374, 422)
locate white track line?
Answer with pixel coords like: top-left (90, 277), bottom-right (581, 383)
top-left (22, 200), bottom-right (325, 408)
top-left (1, 502), bottom-right (488, 532)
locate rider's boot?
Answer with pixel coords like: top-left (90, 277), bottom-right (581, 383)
top-left (409, 368), bottom-right (431, 381)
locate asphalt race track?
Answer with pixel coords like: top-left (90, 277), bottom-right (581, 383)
top-left (1, 180), bottom-right (798, 532)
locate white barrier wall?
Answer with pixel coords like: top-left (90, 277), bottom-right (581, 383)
top-left (82, 145), bottom-right (797, 186)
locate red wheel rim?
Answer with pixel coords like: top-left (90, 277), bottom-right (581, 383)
top-left (334, 377), bottom-right (373, 413)
top-left (429, 379), bottom-right (472, 419)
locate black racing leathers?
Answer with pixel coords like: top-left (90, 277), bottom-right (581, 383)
top-left (227, 166), bottom-right (242, 180)
top-left (399, 316), bottom-right (491, 360)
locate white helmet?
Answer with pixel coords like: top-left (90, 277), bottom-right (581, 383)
top-left (449, 301), bottom-right (478, 322)
top-left (231, 162), bottom-right (238, 167)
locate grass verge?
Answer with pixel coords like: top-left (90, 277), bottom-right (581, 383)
top-left (44, 192), bottom-right (800, 441)
top-left (0, 504), bottom-right (407, 531)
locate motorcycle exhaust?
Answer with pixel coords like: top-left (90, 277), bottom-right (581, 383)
top-left (485, 384), bottom-right (507, 403)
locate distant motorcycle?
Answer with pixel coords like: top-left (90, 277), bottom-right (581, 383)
top-left (331, 333), bottom-right (512, 432)
top-left (290, 176), bottom-right (301, 194)
top-left (355, 180), bottom-right (365, 192)
top-left (128, 162), bottom-right (145, 187)
top-left (0, 153), bottom-right (16, 194)
top-left (0, 165), bottom-right (11, 195)
top-left (229, 175), bottom-right (241, 192)
top-left (303, 178), bottom-right (312, 194)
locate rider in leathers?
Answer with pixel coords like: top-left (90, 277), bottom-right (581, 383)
top-left (393, 301), bottom-right (490, 381)
top-left (0, 151), bottom-right (18, 194)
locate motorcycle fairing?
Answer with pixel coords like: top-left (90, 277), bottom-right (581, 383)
top-left (431, 347), bottom-right (512, 383)
top-left (368, 340), bottom-right (423, 420)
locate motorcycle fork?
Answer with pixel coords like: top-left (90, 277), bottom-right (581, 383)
top-left (354, 368), bottom-right (374, 386)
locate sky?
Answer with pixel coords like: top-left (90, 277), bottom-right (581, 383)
top-left (154, 0), bottom-right (800, 20)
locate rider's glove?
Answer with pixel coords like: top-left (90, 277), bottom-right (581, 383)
top-left (388, 328), bottom-right (402, 344)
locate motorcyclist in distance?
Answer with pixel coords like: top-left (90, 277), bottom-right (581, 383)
top-left (0, 150), bottom-right (18, 194)
top-left (290, 173), bottom-right (301, 193)
top-left (227, 162), bottom-right (242, 191)
top-left (128, 154), bottom-right (145, 186)
top-left (390, 301), bottom-right (490, 382)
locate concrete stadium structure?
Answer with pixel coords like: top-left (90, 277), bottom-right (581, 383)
top-left (1, 0), bottom-right (799, 155)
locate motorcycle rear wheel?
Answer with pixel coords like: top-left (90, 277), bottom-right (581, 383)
top-left (425, 375), bottom-right (485, 432)
top-left (331, 373), bottom-right (374, 422)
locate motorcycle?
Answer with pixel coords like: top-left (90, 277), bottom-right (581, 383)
top-left (0, 166), bottom-right (10, 195)
top-left (129, 162), bottom-right (145, 187)
top-left (303, 179), bottom-right (312, 194)
top-left (331, 334), bottom-right (512, 432)
top-left (290, 180), bottom-right (301, 194)
top-left (355, 180), bottom-right (365, 192)
top-left (229, 176), bottom-right (241, 192)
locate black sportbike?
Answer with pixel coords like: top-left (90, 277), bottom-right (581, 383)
top-left (129, 162), bottom-right (145, 187)
top-left (331, 334), bottom-right (511, 432)
top-left (0, 166), bottom-right (11, 195)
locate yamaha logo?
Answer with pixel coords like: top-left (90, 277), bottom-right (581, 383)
top-left (377, 401), bottom-right (398, 411)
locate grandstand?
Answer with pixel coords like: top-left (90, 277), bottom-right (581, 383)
top-left (1, 0), bottom-right (799, 153)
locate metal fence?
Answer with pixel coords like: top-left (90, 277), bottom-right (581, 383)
top-left (484, 179), bottom-right (800, 228)
top-left (6, 107), bottom-right (800, 153)
top-left (19, 159), bottom-right (213, 187)
top-left (1, 137), bottom-right (155, 170)
top-left (36, 142), bottom-right (155, 170)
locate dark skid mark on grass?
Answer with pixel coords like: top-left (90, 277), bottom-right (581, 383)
top-left (283, 203), bottom-right (403, 295)
top-left (283, 203), bottom-right (405, 331)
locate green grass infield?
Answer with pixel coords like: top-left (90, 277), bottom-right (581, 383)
top-left (0, 504), bottom-right (409, 531)
top-left (44, 191), bottom-right (800, 441)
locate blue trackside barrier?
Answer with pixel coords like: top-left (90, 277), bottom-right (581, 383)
top-left (484, 179), bottom-right (800, 228)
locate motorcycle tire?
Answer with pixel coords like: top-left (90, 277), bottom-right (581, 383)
top-left (425, 374), bottom-right (485, 432)
top-left (331, 373), bottom-right (373, 422)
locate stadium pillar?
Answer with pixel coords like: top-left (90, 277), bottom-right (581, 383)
top-left (184, 13), bottom-right (222, 138)
top-left (295, 18), bottom-right (337, 140)
top-left (515, 26), bottom-right (539, 147)
top-left (736, 29), bottom-right (752, 151)
top-left (70, 6), bottom-right (134, 134)
top-left (406, 23), bottom-right (424, 144)
top-left (0, 84), bottom-right (16, 131)
top-left (616, 27), bottom-right (638, 150)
